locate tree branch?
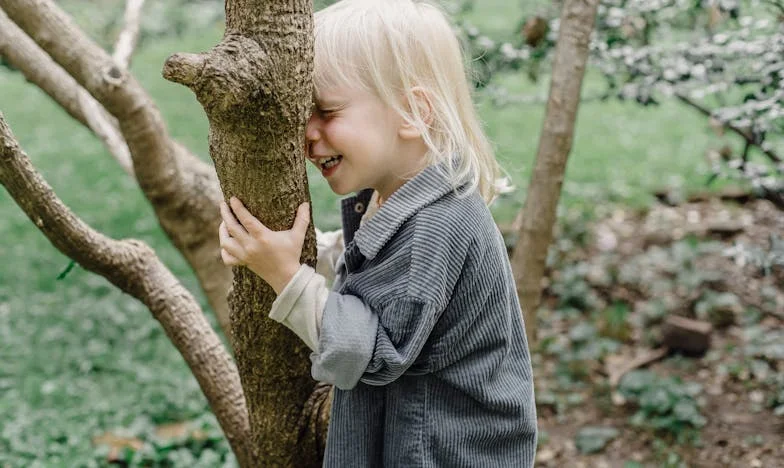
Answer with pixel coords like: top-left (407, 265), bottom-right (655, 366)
top-left (162, 52), bottom-right (208, 87)
top-left (0, 0), bottom-right (233, 337)
top-left (0, 0), bottom-right (199, 197)
top-left (0, 7), bottom-right (133, 176)
top-left (0, 112), bottom-right (251, 466)
top-left (112, 0), bottom-right (145, 70)
top-left (676, 92), bottom-right (782, 163)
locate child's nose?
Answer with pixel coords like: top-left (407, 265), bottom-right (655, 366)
top-left (305, 113), bottom-right (322, 142)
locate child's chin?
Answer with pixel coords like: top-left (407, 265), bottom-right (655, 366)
top-left (328, 182), bottom-right (353, 196)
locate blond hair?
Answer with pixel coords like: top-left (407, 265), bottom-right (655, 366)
top-left (314, 0), bottom-right (499, 203)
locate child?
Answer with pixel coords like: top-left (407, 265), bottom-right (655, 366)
top-left (218, 0), bottom-right (537, 465)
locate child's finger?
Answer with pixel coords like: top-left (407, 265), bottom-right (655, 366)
top-left (220, 233), bottom-right (244, 258)
top-left (220, 201), bottom-right (249, 241)
top-left (218, 221), bottom-right (243, 250)
top-left (219, 221), bottom-right (246, 257)
top-left (230, 197), bottom-right (269, 236)
top-left (292, 202), bottom-right (310, 238)
top-left (218, 221), bottom-right (231, 243)
top-left (221, 248), bottom-right (242, 266)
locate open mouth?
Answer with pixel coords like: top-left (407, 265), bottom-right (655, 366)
top-left (319, 155), bottom-right (342, 170)
top-left (316, 155), bottom-right (343, 177)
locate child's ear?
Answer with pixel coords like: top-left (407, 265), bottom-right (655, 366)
top-left (399, 87), bottom-right (433, 140)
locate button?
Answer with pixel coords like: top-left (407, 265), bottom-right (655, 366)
top-left (354, 202), bottom-right (365, 213)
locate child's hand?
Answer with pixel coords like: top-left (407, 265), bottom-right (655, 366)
top-left (218, 197), bottom-right (310, 294)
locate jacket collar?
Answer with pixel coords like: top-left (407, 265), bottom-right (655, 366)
top-left (346, 164), bottom-right (454, 260)
top-left (340, 188), bottom-right (375, 247)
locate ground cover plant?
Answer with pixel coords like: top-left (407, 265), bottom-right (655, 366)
top-left (533, 195), bottom-right (783, 466)
top-left (1, 0), bottom-right (782, 466)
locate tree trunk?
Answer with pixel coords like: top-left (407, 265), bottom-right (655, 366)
top-left (163, 0), bottom-right (327, 465)
top-left (510, 0), bottom-right (600, 344)
top-left (0, 0), bottom-right (234, 340)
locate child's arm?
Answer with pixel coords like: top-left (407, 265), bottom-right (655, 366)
top-left (312, 294), bottom-right (434, 389)
top-left (218, 197), bottom-right (437, 390)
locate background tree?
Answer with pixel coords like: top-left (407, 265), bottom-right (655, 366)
top-left (510, 0), bottom-right (601, 343)
top-left (461, 0), bottom-right (782, 340)
top-left (461, 0), bottom-right (782, 181)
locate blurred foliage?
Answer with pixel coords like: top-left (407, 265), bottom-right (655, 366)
top-left (724, 233), bottom-right (784, 275)
top-left (771, 375), bottom-right (784, 416)
top-left (88, 414), bottom-right (234, 467)
top-left (456, 0), bottom-right (783, 195)
top-left (542, 321), bottom-right (620, 383)
top-left (574, 425), bottom-right (620, 454)
top-left (618, 370), bottom-right (706, 442)
top-left (54, 0), bottom-right (224, 49)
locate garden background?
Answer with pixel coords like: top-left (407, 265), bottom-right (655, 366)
top-left (1, 0), bottom-right (782, 466)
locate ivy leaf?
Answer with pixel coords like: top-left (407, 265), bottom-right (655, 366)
top-left (618, 370), bottom-right (657, 398)
top-left (574, 426), bottom-right (619, 454)
top-left (640, 386), bottom-right (674, 414)
top-left (569, 322), bottom-right (596, 343)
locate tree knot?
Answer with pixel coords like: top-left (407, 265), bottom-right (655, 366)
top-left (162, 52), bottom-right (209, 88)
top-left (102, 64), bottom-right (127, 87)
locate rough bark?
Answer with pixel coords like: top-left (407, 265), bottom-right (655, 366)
top-left (0, 0), bottom-right (233, 340)
top-left (163, 0), bottom-right (325, 465)
top-left (0, 7), bottom-right (133, 176)
top-left (0, 113), bottom-right (252, 467)
top-left (510, 0), bottom-right (600, 344)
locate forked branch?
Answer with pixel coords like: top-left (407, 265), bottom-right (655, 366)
top-left (0, 113), bottom-right (251, 467)
top-left (0, 7), bottom-right (133, 176)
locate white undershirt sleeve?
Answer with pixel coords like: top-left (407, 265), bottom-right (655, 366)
top-left (269, 264), bottom-right (329, 352)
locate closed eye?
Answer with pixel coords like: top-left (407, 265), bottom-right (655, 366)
top-left (312, 98), bottom-right (344, 119)
top-left (317, 107), bottom-right (339, 118)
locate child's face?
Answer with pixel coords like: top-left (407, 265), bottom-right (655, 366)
top-left (306, 85), bottom-right (422, 199)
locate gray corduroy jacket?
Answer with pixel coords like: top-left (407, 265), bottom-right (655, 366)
top-left (312, 165), bottom-right (537, 467)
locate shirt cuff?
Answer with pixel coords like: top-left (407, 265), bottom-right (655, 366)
top-left (269, 264), bottom-right (328, 352)
top-left (270, 264), bottom-right (314, 323)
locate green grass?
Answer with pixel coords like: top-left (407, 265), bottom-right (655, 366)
top-left (480, 68), bottom-right (728, 220)
top-left (0, 1), bottom-right (752, 465)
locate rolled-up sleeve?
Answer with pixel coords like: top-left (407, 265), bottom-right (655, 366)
top-left (362, 298), bottom-right (437, 386)
top-left (311, 293), bottom-right (378, 390)
top-left (311, 295), bottom-right (438, 389)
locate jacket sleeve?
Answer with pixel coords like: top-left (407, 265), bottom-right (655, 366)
top-left (311, 294), bottom-right (438, 389)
